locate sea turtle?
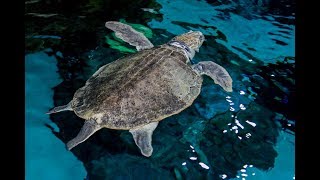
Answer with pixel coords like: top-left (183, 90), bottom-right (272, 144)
top-left (47, 21), bottom-right (233, 157)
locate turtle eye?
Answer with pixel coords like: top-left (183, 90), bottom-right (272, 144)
top-left (199, 35), bottom-right (205, 42)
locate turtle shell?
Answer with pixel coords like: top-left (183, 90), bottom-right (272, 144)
top-left (71, 45), bottom-right (203, 130)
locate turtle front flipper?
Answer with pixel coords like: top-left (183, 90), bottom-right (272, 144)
top-left (192, 61), bottom-right (233, 92)
top-left (67, 119), bottom-right (101, 150)
top-left (105, 21), bottom-right (154, 51)
top-left (129, 121), bottom-right (159, 157)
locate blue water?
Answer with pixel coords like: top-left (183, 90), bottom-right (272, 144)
top-left (25, 0), bottom-right (295, 179)
top-left (25, 50), bottom-right (86, 180)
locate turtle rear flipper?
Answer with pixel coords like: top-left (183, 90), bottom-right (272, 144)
top-left (46, 102), bottom-right (73, 114)
top-left (192, 61), bottom-right (233, 92)
top-left (67, 119), bottom-right (101, 150)
top-left (105, 21), bottom-right (154, 51)
top-left (129, 121), bottom-right (159, 157)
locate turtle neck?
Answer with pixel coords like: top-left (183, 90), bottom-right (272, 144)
top-left (167, 40), bottom-right (195, 61)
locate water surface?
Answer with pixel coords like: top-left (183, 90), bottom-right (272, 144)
top-left (25, 0), bottom-right (295, 179)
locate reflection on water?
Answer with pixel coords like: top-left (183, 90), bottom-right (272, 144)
top-left (25, 0), bottom-right (295, 179)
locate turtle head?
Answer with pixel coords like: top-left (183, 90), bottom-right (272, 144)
top-left (170, 31), bottom-right (205, 53)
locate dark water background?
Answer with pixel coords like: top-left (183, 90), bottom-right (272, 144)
top-left (25, 0), bottom-right (295, 179)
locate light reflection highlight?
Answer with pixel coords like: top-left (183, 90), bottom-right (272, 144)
top-left (241, 173), bottom-right (248, 177)
top-left (245, 133), bottom-right (252, 138)
top-left (234, 164), bottom-right (258, 179)
top-left (199, 162), bottom-right (210, 169)
top-left (245, 120), bottom-right (257, 127)
top-left (221, 174), bottom-right (227, 179)
top-left (223, 130), bottom-right (227, 133)
top-left (239, 104), bottom-right (246, 110)
top-left (235, 120), bottom-right (244, 129)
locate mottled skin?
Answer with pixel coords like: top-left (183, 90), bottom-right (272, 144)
top-left (171, 32), bottom-right (204, 52)
top-left (47, 22), bottom-right (233, 157)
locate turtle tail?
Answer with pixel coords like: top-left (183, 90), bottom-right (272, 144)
top-left (46, 102), bottom-right (73, 114)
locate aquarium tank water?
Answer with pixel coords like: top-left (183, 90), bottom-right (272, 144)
top-left (25, 0), bottom-right (295, 179)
